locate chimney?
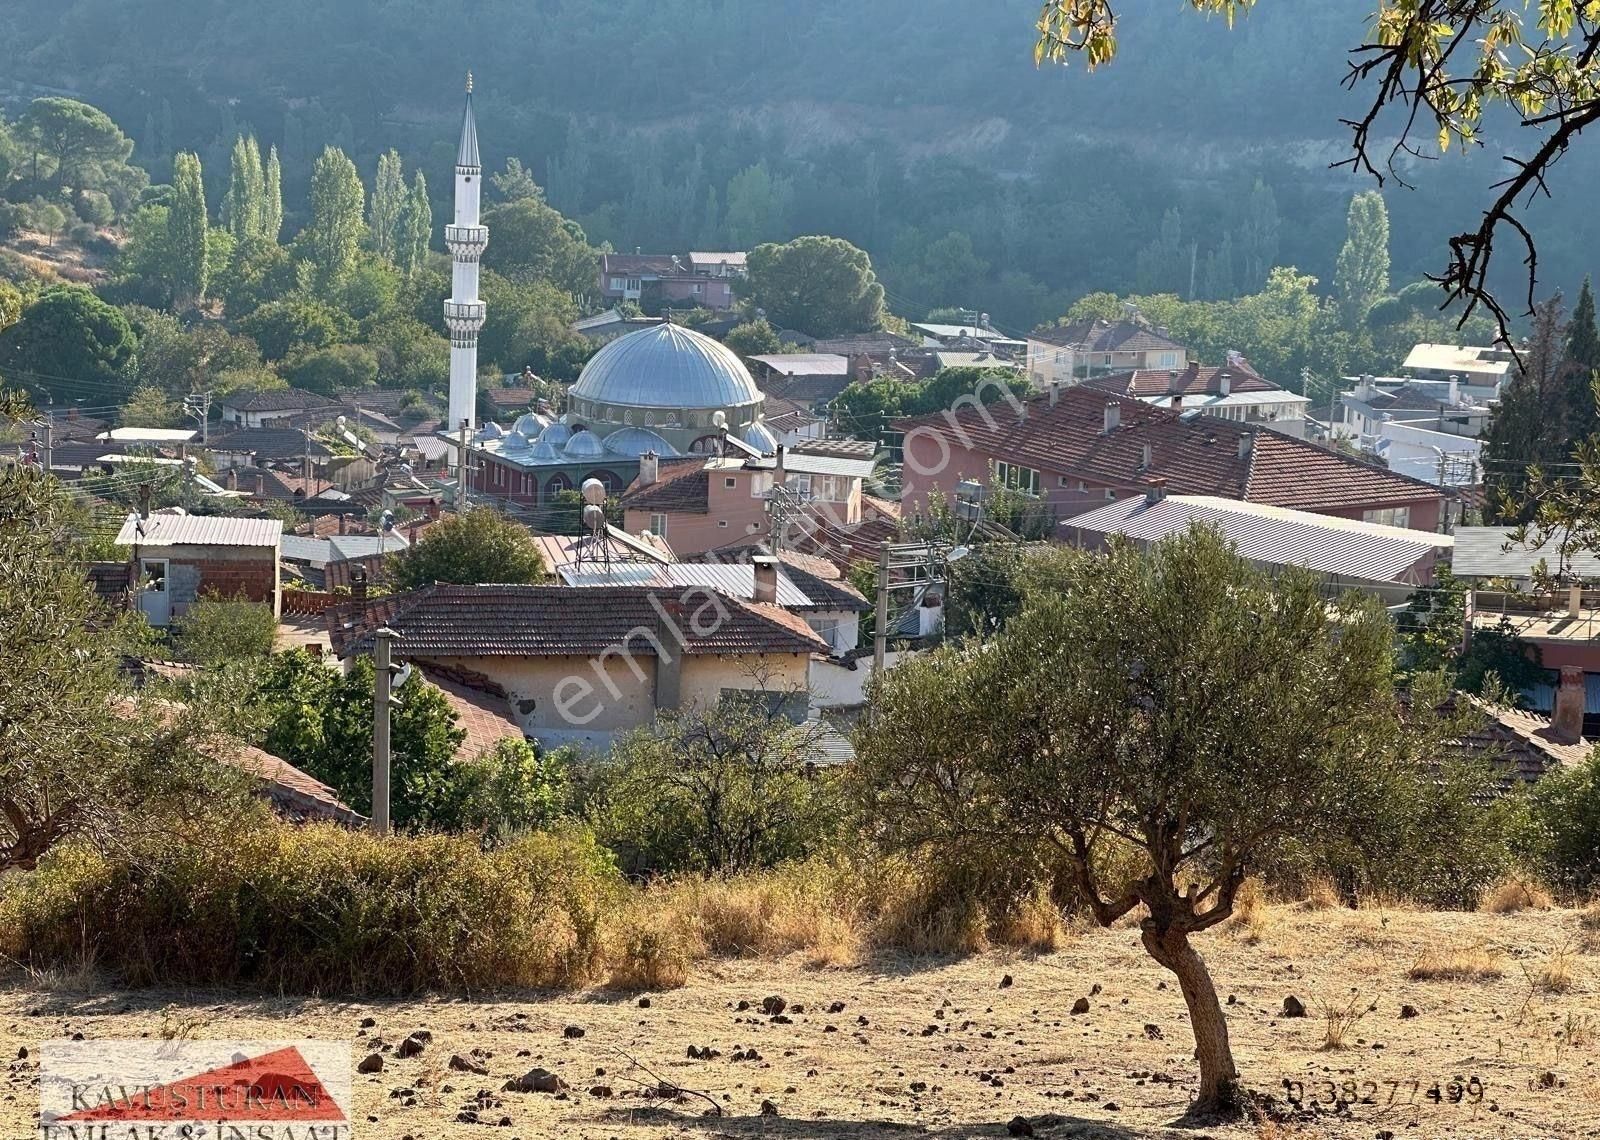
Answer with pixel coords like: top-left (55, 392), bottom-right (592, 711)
top-left (775, 444), bottom-right (787, 489)
top-left (1359, 373), bottom-right (1375, 399)
top-left (653, 603), bottom-right (683, 711)
top-left (1238, 432), bottom-right (1254, 461)
top-left (1218, 371), bottom-right (1232, 397)
top-left (752, 554), bottom-right (779, 604)
top-left (639, 450), bottom-right (659, 487)
top-left (339, 512), bottom-right (348, 536)
top-left (1170, 394), bottom-right (1182, 408)
top-left (1448, 375), bottom-right (1460, 405)
top-left (1048, 380), bottom-right (1061, 407)
top-left (350, 564), bottom-right (368, 607)
top-left (67, 407), bottom-right (79, 421)
top-left (1569, 582), bottom-right (1584, 618)
top-left (1549, 665), bottom-right (1587, 744)
top-left (1144, 477), bottom-right (1167, 505)
top-left (254, 472), bottom-right (265, 495)
top-left (1139, 441), bottom-right (1152, 470)
top-left (1103, 401), bottom-right (1120, 434)
top-left (427, 497), bottom-right (441, 521)
top-left (225, 467), bottom-right (238, 491)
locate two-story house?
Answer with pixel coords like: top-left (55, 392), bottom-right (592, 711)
top-left (1083, 355), bottom-right (1311, 437)
top-left (598, 251), bottom-right (743, 312)
top-left (1024, 319), bottom-right (1189, 389)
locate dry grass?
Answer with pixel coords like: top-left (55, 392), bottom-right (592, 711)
top-left (1302, 874), bottom-right (1340, 911)
top-left (1318, 992), bottom-right (1374, 1049)
top-left (605, 918), bottom-right (692, 992)
top-left (1408, 942), bottom-right (1505, 981)
top-left (1226, 878), bottom-right (1272, 944)
top-left (1537, 943), bottom-right (1576, 994)
top-left (1479, 874), bottom-right (1554, 914)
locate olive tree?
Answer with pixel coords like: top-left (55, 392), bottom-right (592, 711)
top-left (856, 527), bottom-right (1404, 1118)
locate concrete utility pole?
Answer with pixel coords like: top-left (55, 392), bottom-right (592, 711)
top-left (371, 627), bottom-right (403, 836)
top-left (873, 542), bottom-right (890, 678)
top-left (456, 418), bottom-right (470, 512)
top-left (183, 391), bottom-right (211, 445)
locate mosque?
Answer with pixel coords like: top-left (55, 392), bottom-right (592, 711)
top-left (444, 80), bottom-right (777, 505)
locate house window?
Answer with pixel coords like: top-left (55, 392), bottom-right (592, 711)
top-left (1104, 487), bottom-right (1116, 500)
top-left (992, 461), bottom-right (1040, 495)
top-left (692, 283), bottom-right (703, 294)
top-left (787, 473), bottom-right (813, 498)
top-left (749, 472), bottom-right (773, 497)
top-left (1362, 506), bottom-right (1412, 528)
top-left (626, 277), bottom-right (641, 291)
top-left (609, 276), bottom-right (625, 291)
top-left (725, 476), bottom-right (738, 488)
top-left (649, 513), bottom-right (668, 536)
top-left (718, 520), bottom-right (729, 528)
top-left (808, 617), bottom-right (841, 645)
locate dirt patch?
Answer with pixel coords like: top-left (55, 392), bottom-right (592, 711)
top-left (0, 905), bottom-right (1595, 1138)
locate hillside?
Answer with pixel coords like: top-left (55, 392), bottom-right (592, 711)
top-left (3, 903), bottom-right (1595, 1139)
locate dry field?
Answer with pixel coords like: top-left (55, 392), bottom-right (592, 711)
top-left (1, 903), bottom-right (1596, 1140)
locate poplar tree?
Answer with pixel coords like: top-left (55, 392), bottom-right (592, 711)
top-left (262, 146), bottom-right (283, 242)
top-left (223, 135), bottom-right (264, 240)
top-left (371, 149), bottom-right (406, 263)
top-left (396, 171), bottom-right (432, 277)
top-left (168, 151), bottom-right (209, 305)
top-left (1564, 277), bottom-right (1600, 443)
top-left (303, 146), bottom-right (366, 291)
top-left (1333, 190), bottom-right (1390, 329)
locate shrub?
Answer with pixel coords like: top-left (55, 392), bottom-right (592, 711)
top-left (452, 739), bottom-right (574, 840)
top-left (172, 594), bottom-right (277, 665)
top-left (1479, 874), bottom-right (1554, 914)
top-left (1527, 751), bottom-right (1600, 890)
top-left (0, 824), bottom-right (620, 994)
top-left (1408, 944), bottom-right (1504, 981)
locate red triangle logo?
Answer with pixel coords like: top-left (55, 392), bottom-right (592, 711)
top-left (57, 1046), bottom-right (346, 1122)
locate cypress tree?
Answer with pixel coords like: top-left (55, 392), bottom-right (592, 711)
top-left (1333, 191), bottom-right (1390, 329)
top-left (168, 151), bottom-right (209, 305)
top-left (1564, 276), bottom-right (1600, 443)
top-left (262, 146), bottom-right (284, 242)
top-left (223, 135), bottom-right (262, 240)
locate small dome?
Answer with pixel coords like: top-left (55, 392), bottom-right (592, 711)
top-left (477, 421), bottom-right (504, 441)
top-left (528, 439), bottom-right (561, 461)
top-left (514, 412), bottom-right (551, 437)
top-left (603, 427), bottom-right (682, 458)
top-left (743, 421), bottom-right (779, 455)
top-left (538, 421), bottom-right (574, 447)
top-left (563, 429), bottom-right (606, 458)
top-left (571, 323), bottom-right (760, 411)
top-left (503, 429), bottom-right (530, 450)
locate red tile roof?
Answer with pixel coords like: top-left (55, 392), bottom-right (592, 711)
top-left (620, 457), bottom-right (712, 514)
top-left (329, 584), bottom-right (828, 659)
top-left (421, 667), bottom-right (526, 758)
top-left (213, 740), bottom-right (366, 826)
top-left (1083, 359), bottom-right (1279, 399)
top-left (893, 387), bottom-right (1444, 513)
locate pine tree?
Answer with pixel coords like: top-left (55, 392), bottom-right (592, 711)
top-left (168, 151), bottom-right (209, 306)
top-left (1483, 295), bottom-right (1566, 522)
top-left (1563, 276), bottom-right (1600, 443)
top-left (1333, 190), bottom-right (1390, 329)
top-left (303, 146), bottom-right (366, 291)
top-left (262, 146), bottom-right (284, 242)
top-left (396, 171), bottom-right (432, 277)
top-left (371, 149), bottom-right (406, 263)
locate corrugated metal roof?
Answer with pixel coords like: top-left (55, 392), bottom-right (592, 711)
top-left (115, 514), bottom-right (282, 548)
top-left (750, 353), bottom-right (851, 376)
top-left (559, 562), bottom-right (819, 608)
top-left (747, 453), bottom-right (876, 478)
top-left (1452, 526), bottom-right (1600, 580)
top-left (1063, 494), bottom-right (1450, 584)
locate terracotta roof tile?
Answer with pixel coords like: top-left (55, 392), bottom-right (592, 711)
top-left (1083, 360), bottom-right (1278, 399)
top-left (421, 668), bottom-right (526, 758)
top-left (1030, 319), bottom-right (1187, 355)
top-left (620, 457), bottom-right (712, 513)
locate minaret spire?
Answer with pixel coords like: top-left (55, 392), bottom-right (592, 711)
top-left (443, 74), bottom-right (488, 434)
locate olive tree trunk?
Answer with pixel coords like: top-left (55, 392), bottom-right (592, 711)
top-left (1141, 923), bottom-right (1240, 1117)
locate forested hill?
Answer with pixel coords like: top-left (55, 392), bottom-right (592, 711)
top-left (1, 0), bottom-right (1595, 332)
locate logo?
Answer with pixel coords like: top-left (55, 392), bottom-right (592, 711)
top-left (40, 1040), bottom-right (351, 1140)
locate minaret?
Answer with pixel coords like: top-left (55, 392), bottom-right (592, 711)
top-left (444, 72), bottom-right (488, 433)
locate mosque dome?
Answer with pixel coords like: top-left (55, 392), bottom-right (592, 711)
top-left (570, 323), bottom-right (760, 411)
top-left (603, 427), bottom-right (681, 458)
top-left (513, 412), bottom-right (551, 437)
top-left (502, 429), bottom-right (530, 450)
top-left (538, 421), bottom-right (574, 448)
top-left (476, 421), bottom-right (504, 441)
top-left (563, 429), bottom-right (606, 459)
top-left (743, 421), bottom-right (779, 455)
top-left (528, 439), bottom-right (561, 462)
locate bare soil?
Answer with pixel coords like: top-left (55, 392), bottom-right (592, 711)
top-left (2, 904), bottom-right (1596, 1139)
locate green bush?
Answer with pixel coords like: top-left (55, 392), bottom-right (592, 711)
top-left (452, 738), bottom-right (575, 841)
top-left (171, 594), bottom-right (277, 665)
top-left (0, 824), bottom-right (620, 993)
top-left (1526, 750), bottom-right (1600, 891)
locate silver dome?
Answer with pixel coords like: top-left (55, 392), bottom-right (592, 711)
top-left (477, 421), bottom-right (505, 441)
top-left (603, 427), bottom-right (682, 458)
top-left (503, 429), bottom-right (530, 450)
top-left (570, 323), bottom-right (760, 410)
top-left (514, 412), bottom-right (551, 437)
top-left (538, 421), bottom-right (574, 447)
top-left (528, 439), bottom-right (561, 461)
top-left (743, 421), bottom-right (779, 455)
top-left (563, 429), bottom-right (606, 458)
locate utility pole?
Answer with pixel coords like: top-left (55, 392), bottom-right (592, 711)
top-left (873, 542), bottom-right (890, 678)
top-left (456, 418), bottom-right (470, 512)
top-left (183, 391), bottom-right (211, 445)
top-left (371, 627), bottom-right (403, 836)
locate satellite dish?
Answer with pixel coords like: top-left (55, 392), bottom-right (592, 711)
top-left (336, 415), bottom-right (347, 429)
top-left (946, 545), bottom-right (971, 563)
top-left (380, 509), bottom-right (396, 533)
top-left (580, 478), bottom-right (608, 506)
top-left (712, 410), bottom-right (728, 429)
top-left (582, 503), bottom-right (606, 531)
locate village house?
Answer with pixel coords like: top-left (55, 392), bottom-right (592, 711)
top-left (894, 385), bottom-right (1450, 534)
top-left (597, 251), bottom-right (743, 312)
top-left (1025, 319), bottom-right (1188, 389)
top-left (1336, 374), bottom-right (1492, 487)
top-left (114, 513), bottom-right (283, 626)
top-left (328, 583), bottom-right (828, 753)
top-left (1082, 355), bottom-right (1311, 437)
top-left (218, 388), bottom-right (338, 429)
top-left (750, 353), bottom-right (856, 412)
top-left (1402, 342), bottom-right (1514, 388)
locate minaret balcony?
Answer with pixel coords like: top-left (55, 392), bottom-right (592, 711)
top-left (445, 224), bottom-right (489, 259)
top-left (444, 299), bottom-right (487, 333)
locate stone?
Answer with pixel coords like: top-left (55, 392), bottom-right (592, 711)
top-left (761, 996), bottom-right (787, 1016)
top-left (1399, 1004), bottom-right (1419, 1019)
top-left (637, 998), bottom-right (651, 1009)
top-left (1282, 995), bottom-right (1306, 1018)
top-left (999, 975), bottom-right (1014, 989)
top-left (1070, 998), bottom-right (1090, 1015)
top-left (1089, 983), bottom-right (1102, 996)
top-left (827, 1001), bottom-right (846, 1013)
top-left (449, 1055), bottom-right (488, 1075)
top-left (1143, 1024), bottom-right (1163, 1040)
top-left (562, 1025), bottom-right (585, 1039)
top-left (359, 1017), bottom-right (376, 1028)
top-left (1006, 1116), bottom-right (1034, 1136)
top-left (760, 1099), bottom-right (779, 1116)
top-left (589, 1085), bottom-right (613, 1098)
top-left (396, 1035), bottom-right (427, 1059)
top-left (356, 1053), bottom-right (383, 1075)
top-left (504, 1068), bottom-right (565, 1094)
